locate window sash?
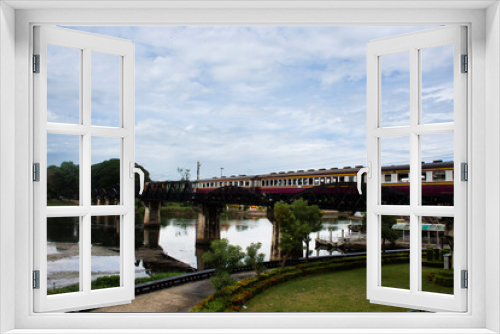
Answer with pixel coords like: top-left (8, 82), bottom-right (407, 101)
top-left (366, 26), bottom-right (467, 312)
top-left (33, 25), bottom-right (136, 313)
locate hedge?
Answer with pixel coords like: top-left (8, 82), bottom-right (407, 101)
top-left (426, 269), bottom-right (454, 288)
top-left (189, 254), bottom-right (410, 312)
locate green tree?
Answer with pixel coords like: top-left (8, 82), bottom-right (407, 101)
top-left (244, 242), bottom-right (266, 275)
top-left (274, 199), bottom-right (323, 268)
top-left (202, 238), bottom-right (245, 294)
top-left (177, 167), bottom-right (191, 181)
top-left (362, 214), bottom-right (399, 253)
top-left (47, 161), bottom-right (79, 200)
top-left (290, 199), bottom-right (323, 263)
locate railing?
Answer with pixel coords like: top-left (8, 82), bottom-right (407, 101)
top-left (134, 249), bottom-right (410, 295)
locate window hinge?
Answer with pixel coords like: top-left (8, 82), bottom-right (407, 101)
top-left (461, 54), bottom-right (468, 73)
top-left (461, 270), bottom-right (468, 289)
top-left (33, 270), bottom-right (40, 289)
top-left (33, 54), bottom-right (40, 73)
top-left (461, 162), bottom-right (468, 181)
top-left (33, 163), bottom-right (40, 182)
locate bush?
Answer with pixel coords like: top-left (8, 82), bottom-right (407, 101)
top-left (427, 269), bottom-right (454, 288)
top-left (426, 248), bottom-right (434, 261)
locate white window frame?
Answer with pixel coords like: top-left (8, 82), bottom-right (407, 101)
top-left (33, 25), bottom-right (136, 312)
top-left (366, 26), bottom-right (467, 312)
top-left (1, 2), bottom-right (499, 333)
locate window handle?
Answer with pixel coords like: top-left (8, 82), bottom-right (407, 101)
top-left (357, 163), bottom-right (371, 195)
top-left (130, 162), bottom-right (145, 195)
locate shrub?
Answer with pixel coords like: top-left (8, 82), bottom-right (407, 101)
top-left (426, 248), bottom-right (434, 261)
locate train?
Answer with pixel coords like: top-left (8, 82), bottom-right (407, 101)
top-left (194, 160), bottom-right (454, 199)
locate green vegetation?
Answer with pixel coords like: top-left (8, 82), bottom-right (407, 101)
top-left (47, 272), bottom-right (188, 295)
top-left (242, 263), bottom-right (452, 312)
top-left (190, 254), bottom-right (409, 312)
top-left (202, 239), bottom-right (245, 293)
top-left (47, 200), bottom-right (78, 206)
top-left (362, 214), bottom-right (399, 252)
top-left (274, 199), bottom-right (323, 267)
top-left (47, 160), bottom-right (151, 202)
top-left (244, 242), bottom-right (266, 275)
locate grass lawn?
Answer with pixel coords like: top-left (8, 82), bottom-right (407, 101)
top-left (242, 263), bottom-right (453, 312)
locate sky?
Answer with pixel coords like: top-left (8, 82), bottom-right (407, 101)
top-left (46, 26), bottom-right (455, 181)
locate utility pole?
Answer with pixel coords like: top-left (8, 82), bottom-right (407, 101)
top-left (197, 161), bottom-right (201, 181)
top-left (220, 167), bottom-right (224, 178)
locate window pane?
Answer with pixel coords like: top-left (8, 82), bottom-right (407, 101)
top-left (91, 52), bottom-right (121, 127)
top-left (381, 52), bottom-right (410, 127)
top-left (421, 45), bottom-right (454, 124)
top-left (47, 133), bottom-right (80, 206)
top-left (381, 136), bottom-right (410, 205)
top-left (91, 137), bottom-right (121, 205)
top-left (47, 217), bottom-right (80, 295)
top-left (421, 133), bottom-right (454, 206)
top-left (381, 215), bottom-right (410, 290)
top-left (47, 45), bottom-right (80, 124)
top-left (421, 216), bottom-right (454, 295)
top-left (91, 215), bottom-right (121, 290)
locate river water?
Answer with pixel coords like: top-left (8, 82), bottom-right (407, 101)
top-left (47, 214), bottom-right (364, 289)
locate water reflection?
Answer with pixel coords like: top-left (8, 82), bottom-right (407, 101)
top-left (47, 214), bottom-right (363, 288)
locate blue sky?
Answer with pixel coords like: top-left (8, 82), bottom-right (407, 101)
top-left (47, 26), bottom-right (454, 180)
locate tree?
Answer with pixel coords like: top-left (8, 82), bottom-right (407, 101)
top-left (290, 199), bottom-right (323, 263)
top-left (362, 214), bottom-right (399, 253)
top-left (244, 242), bottom-right (266, 275)
top-left (47, 161), bottom-right (79, 200)
top-left (177, 167), bottom-right (191, 181)
top-left (274, 199), bottom-right (323, 268)
top-left (202, 238), bottom-right (244, 294)
top-left (381, 215), bottom-right (399, 253)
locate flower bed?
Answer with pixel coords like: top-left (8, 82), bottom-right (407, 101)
top-left (189, 254), bottom-right (409, 312)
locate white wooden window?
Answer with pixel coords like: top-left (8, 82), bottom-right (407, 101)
top-left (366, 26), bottom-right (467, 312)
top-left (33, 26), bottom-right (136, 312)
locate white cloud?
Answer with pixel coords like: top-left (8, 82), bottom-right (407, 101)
top-left (62, 25), bottom-right (441, 180)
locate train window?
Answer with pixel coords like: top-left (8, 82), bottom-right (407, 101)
top-left (384, 174), bottom-right (391, 182)
top-left (298, 178), bottom-right (303, 186)
top-left (309, 178), bottom-right (314, 185)
top-left (288, 179), bottom-right (292, 186)
top-left (293, 179), bottom-right (297, 186)
top-left (421, 173), bottom-right (427, 181)
top-left (320, 177), bottom-right (325, 184)
top-left (398, 173), bottom-right (409, 182)
top-left (432, 171), bottom-right (446, 181)
top-left (245, 181), bottom-right (250, 186)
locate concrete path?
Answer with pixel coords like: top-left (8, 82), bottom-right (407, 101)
top-left (89, 271), bottom-right (256, 313)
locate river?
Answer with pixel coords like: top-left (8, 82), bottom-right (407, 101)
top-left (47, 214), bottom-right (364, 289)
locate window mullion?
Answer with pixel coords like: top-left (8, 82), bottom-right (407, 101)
top-left (82, 48), bottom-right (92, 294)
top-left (409, 46), bottom-right (420, 295)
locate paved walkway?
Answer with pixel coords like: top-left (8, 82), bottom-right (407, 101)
top-left (89, 271), bottom-right (256, 313)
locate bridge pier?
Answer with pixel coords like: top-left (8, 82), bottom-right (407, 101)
top-left (143, 201), bottom-right (162, 226)
top-left (267, 205), bottom-right (283, 261)
top-left (195, 204), bottom-right (224, 245)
